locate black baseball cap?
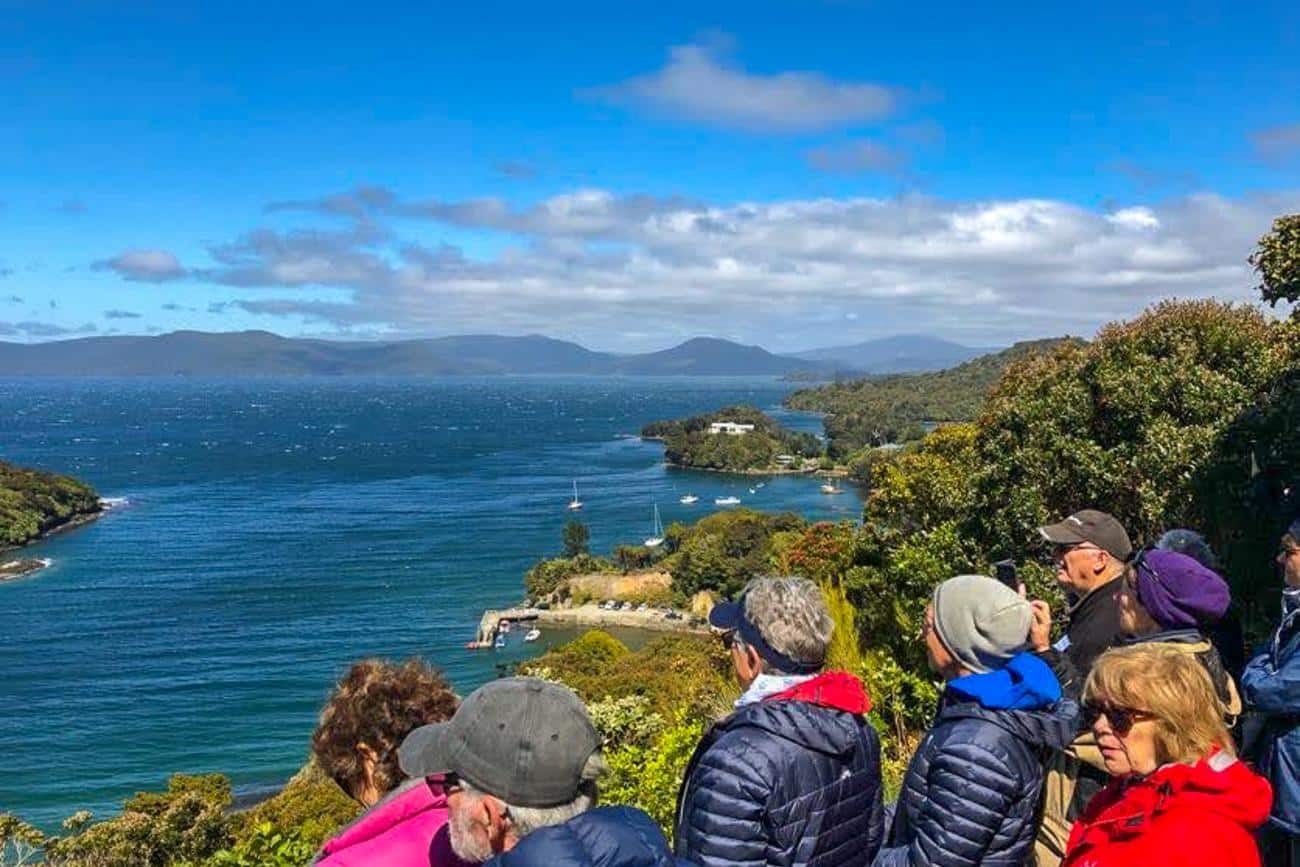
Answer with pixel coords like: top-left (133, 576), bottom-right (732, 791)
top-left (397, 677), bottom-right (601, 808)
top-left (1038, 509), bottom-right (1133, 561)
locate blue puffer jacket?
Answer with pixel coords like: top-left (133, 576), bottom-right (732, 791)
top-left (874, 653), bottom-right (1076, 867)
top-left (484, 806), bottom-right (687, 867)
top-left (674, 671), bottom-right (885, 867)
top-left (1242, 600), bottom-right (1300, 834)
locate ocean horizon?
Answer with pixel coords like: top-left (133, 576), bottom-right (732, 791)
top-left (0, 376), bottom-right (865, 829)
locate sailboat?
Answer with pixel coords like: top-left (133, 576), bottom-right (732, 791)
top-left (567, 480), bottom-right (583, 511)
top-left (644, 504), bottom-right (665, 548)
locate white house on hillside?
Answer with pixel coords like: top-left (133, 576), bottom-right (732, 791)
top-left (708, 421), bottom-right (756, 435)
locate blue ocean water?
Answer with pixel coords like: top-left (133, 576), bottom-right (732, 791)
top-left (0, 377), bottom-right (863, 828)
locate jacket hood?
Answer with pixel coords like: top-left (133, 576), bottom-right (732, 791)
top-left (1082, 751), bottom-right (1272, 839)
top-left (723, 670), bottom-right (870, 758)
top-left (938, 658), bottom-right (1076, 752)
top-left (488, 805), bottom-right (683, 867)
top-left (766, 670), bottom-right (872, 714)
top-left (947, 651), bottom-right (1061, 711)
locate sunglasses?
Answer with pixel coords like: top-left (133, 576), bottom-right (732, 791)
top-left (439, 771), bottom-right (463, 794)
top-left (1081, 701), bottom-right (1154, 736)
top-left (720, 630), bottom-right (738, 650)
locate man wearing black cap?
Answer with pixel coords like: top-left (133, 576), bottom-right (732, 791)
top-left (675, 575), bottom-right (883, 867)
top-left (1031, 508), bottom-right (1134, 696)
top-left (398, 677), bottom-right (683, 867)
top-left (1030, 509), bottom-right (1133, 867)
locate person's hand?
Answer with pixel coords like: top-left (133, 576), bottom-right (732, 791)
top-left (1029, 600), bottom-right (1053, 652)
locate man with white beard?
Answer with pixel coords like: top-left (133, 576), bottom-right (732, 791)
top-left (398, 676), bottom-right (684, 867)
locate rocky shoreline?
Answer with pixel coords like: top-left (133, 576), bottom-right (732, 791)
top-left (0, 557), bottom-right (53, 583)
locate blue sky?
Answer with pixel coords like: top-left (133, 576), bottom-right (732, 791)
top-left (2, 0), bottom-right (1298, 351)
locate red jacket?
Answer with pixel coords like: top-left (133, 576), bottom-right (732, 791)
top-left (1063, 750), bottom-right (1272, 867)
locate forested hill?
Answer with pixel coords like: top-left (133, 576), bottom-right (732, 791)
top-left (641, 405), bottom-right (823, 473)
top-left (785, 338), bottom-right (1082, 457)
top-left (0, 460), bottom-right (100, 548)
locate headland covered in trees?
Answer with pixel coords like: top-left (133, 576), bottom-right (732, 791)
top-left (0, 460), bottom-right (102, 581)
top-left (641, 405), bottom-right (824, 474)
top-left (2, 218), bottom-right (1299, 867)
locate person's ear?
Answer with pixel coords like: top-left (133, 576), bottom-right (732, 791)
top-left (745, 643), bottom-right (764, 676)
top-left (1093, 549), bottom-right (1110, 575)
top-left (481, 795), bottom-right (513, 853)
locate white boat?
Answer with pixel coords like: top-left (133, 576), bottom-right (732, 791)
top-left (679, 494), bottom-right (699, 504)
top-left (524, 628), bottom-right (541, 642)
top-left (755, 482), bottom-right (765, 489)
top-left (715, 496), bottom-right (741, 506)
top-left (567, 479), bottom-right (583, 511)
top-left (820, 482), bottom-right (843, 495)
top-left (748, 487), bottom-right (756, 494)
top-left (644, 504), bottom-right (665, 548)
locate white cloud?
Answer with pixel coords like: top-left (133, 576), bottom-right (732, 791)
top-left (586, 40), bottom-right (899, 133)
top-left (93, 249), bottom-right (187, 282)
top-left (130, 184), bottom-right (1300, 350)
top-left (1106, 207), bottom-right (1160, 230)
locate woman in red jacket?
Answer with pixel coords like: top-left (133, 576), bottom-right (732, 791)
top-left (1064, 644), bottom-right (1272, 867)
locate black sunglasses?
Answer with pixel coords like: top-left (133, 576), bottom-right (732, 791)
top-left (1081, 701), bottom-right (1153, 736)
top-left (720, 630), bottom-right (738, 650)
top-left (439, 771), bottom-right (462, 793)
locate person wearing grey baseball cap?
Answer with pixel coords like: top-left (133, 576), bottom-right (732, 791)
top-left (397, 676), bottom-right (684, 867)
top-left (1031, 508), bottom-right (1134, 697)
top-left (877, 575), bottom-right (1075, 867)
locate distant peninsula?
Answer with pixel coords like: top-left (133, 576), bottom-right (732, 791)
top-left (641, 405), bottom-right (823, 474)
top-left (784, 338), bottom-right (1082, 459)
top-left (1, 460), bottom-right (101, 553)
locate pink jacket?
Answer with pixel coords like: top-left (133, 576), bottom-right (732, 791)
top-left (316, 777), bottom-right (470, 867)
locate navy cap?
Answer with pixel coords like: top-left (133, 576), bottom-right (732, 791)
top-left (708, 595), bottom-right (822, 675)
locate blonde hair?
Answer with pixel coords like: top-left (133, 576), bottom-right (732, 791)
top-left (1084, 644), bottom-right (1233, 765)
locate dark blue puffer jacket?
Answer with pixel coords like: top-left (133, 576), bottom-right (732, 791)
top-left (874, 653), bottom-right (1076, 867)
top-left (674, 671), bottom-right (885, 867)
top-left (484, 806), bottom-right (688, 867)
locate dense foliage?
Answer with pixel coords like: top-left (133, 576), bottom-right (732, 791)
top-left (1252, 213), bottom-right (1300, 310)
top-left (642, 405), bottom-right (821, 472)
top-left (785, 338), bottom-right (1080, 459)
top-left (0, 765), bottom-right (357, 867)
top-left (0, 460), bottom-right (100, 549)
top-left (659, 508), bottom-right (807, 598)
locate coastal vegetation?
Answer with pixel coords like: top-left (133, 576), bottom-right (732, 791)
top-left (641, 405), bottom-right (822, 473)
top-left (784, 338), bottom-right (1080, 462)
top-left (0, 460), bottom-right (99, 549)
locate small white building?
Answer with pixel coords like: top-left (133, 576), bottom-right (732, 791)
top-left (708, 421), bottom-right (756, 436)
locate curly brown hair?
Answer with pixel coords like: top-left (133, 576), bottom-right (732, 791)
top-left (312, 658), bottom-right (458, 799)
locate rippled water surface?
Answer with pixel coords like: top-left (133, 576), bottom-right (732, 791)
top-left (0, 377), bottom-right (863, 827)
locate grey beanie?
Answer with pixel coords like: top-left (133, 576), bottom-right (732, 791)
top-left (932, 574), bottom-right (1033, 674)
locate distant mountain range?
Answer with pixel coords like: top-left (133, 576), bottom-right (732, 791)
top-left (792, 335), bottom-right (991, 374)
top-left (0, 330), bottom-right (995, 378)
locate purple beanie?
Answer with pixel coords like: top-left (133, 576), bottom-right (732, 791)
top-left (1133, 549), bottom-right (1230, 629)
